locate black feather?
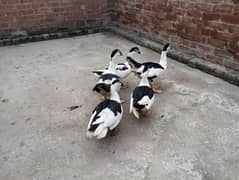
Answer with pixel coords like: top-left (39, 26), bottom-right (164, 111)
top-left (132, 86), bottom-right (154, 110)
top-left (163, 43), bottom-right (170, 51)
top-left (92, 70), bottom-right (104, 76)
top-left (148, 75), bottom-right (157, 81)
top-left (99, 73), bottom-right (120, 81)
top-left (93, 83), bottom-right (111, 93)
top-left (116, 65), bottom-right (128, 71)
top-left (127, 56), bottom-right (142, 68)
top-left (111, 49), bottom-right (122, 59)
top-left (142, 62), bottom-right (164, 73)
top-left (129, 47), bottom-right (140, 53)
top-left (112, 79), bottom-right (120, 85)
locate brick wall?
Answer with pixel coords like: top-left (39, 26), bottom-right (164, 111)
top-left (112, 0), bottom-right (239, 71)
top-left (1, 0), bottom-right (238, 71)
top-left (0, 0), bottom-right (108, 39)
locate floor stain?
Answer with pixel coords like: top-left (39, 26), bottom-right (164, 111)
top-left (10, 122), bottom-right (16, 126)
top-left (66, 105), bottom-right (79, 111)
top-left (1, 99), bottom-right (9, 103)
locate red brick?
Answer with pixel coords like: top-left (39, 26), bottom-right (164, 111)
top-left (208, 38), bottom-right (226, 48)
top-left (157, 0), bottom-right (168, 6)
top-left (228, 42), bottom-right (239, 54)
top-left (221, 14), bottom-right (239, 25)
top-left (186, 10), bottom-right (202, 18)
top-left (206, 21), bottom-right (228, 32)
top-left (233, 6), bottom-right (239, 15)
top-left (203, 13), bottom-right (221, 21)
top-left (212, 31), bottom-right (237, 41)
top-left (213, 4), bottom-right (233, 13)
top-left (167, 0), bottom-right (181, 7)
top-left (181, 2), bottom-right (196, 9)
top-left (173, 8), bottom-right (186, 16)
top-left (182, 39), bottom-right (198, 48)
top-left (201, 28), bottom-right (213, 36)
top-left (196, 3), bottom-right (213, 12)
top-left (178, 27), bottom-right (201, 41)
top-left (228, 25), bottom-right (239, 34)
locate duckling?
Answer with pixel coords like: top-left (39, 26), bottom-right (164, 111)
top-left (129, 71), bottom-right (155, 119)
top-left (87, 79), bottom-right (123, 139)
top-left (127, 43), bottom-right (171, 93)
top-left (93, 49), bottom-right (122, 99)
top-left (93, 47), bottom-right (141, 83)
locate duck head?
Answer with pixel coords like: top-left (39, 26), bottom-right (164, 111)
top-left (128, 47), bottom-right (141, 56)
top-left (111, 49), bottom-right (123, 61)
top-left (162, 43), bottom-right (171, 53)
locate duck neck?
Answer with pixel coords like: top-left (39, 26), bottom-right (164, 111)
top-left (159, 51), bottom-right (167, 69)
top-left (127, 52), bottom-right (137, 61)
top-left (128, 52), bottom-right (135, 58)
top-left (139, 75), bottom-right (150, 87)
top-left (110, 89), bottom-right (120, 103)
top-left (108, 59), bottom-right (117, 72)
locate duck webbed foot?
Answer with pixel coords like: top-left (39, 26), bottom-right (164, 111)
top-left (120, 99), bottom-right (127, 104)
top-left (100, 93), bottom-right (110, 100)
top-left (150, 81), bottom-right (162, 94)
top-left (141, 109), bottom-right (152, 117)
top-left (121, 81), bottom-right (128, 89)
top-left (109, 126), bottom-right (120, 137)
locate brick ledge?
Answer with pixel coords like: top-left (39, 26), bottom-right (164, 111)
top-left (0, 25), bottom-right (104, 47)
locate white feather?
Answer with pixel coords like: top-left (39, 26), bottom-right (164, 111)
top-left (132, 107), bottom-right (139, 119)
top-left (87, 111), bottom-right (97, 130)
top-left (93, 69), bottom-right (105, 77)
top-left (147, 95), bottom-right (155, 109)
top-left (129, 94), bottom-right (133, 113)
top-left (116, 62), bottom-right (131, 79)
top-left (94, 125), bottom-right (108, 139)
top-left (136, 65), bottom-right (144, 74)
top-left (97, 77), bottom-right (118, 85)
top-left (138, 96), bottom-right (151, 105)
top-left (95, 62), bottom-right (131, 79)
top-left (147, 68), bottom-right (163, 77)
top-left (87, 106), bottom-right (122, 139)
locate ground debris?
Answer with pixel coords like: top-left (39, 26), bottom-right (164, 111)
top-left (1, 99), bottom-right (9, 103)
top-left (66, 105), bottom-right (79, 111)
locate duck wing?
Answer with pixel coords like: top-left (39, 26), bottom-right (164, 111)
top-left (98, 73), bottom-right (120, 84)
top-left (92, 69), bottom-right (106, 77)
top-left (116, 63), bottom-right (129, 71)
top-left (142, 62), bottom-right (164, 73)
top-left (88, 100), bottom-right (122, 132)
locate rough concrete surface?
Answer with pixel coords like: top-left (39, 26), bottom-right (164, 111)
top-left (0, 32), bottom-right (239, 180)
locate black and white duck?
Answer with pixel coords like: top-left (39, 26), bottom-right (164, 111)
top-left (127, 43), bottom-right (171, 93)
top-left (129, 71), bottom-right (155, 119)
top-left (87, 79), bottom-right (123, 139)
top-left (93, 49), bottom-right (123, 99)
top-left (93, 47), bottom-right (141, 82)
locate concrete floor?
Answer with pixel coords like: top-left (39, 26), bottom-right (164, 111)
top-left (0, 32), bottom-right (239, 180)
